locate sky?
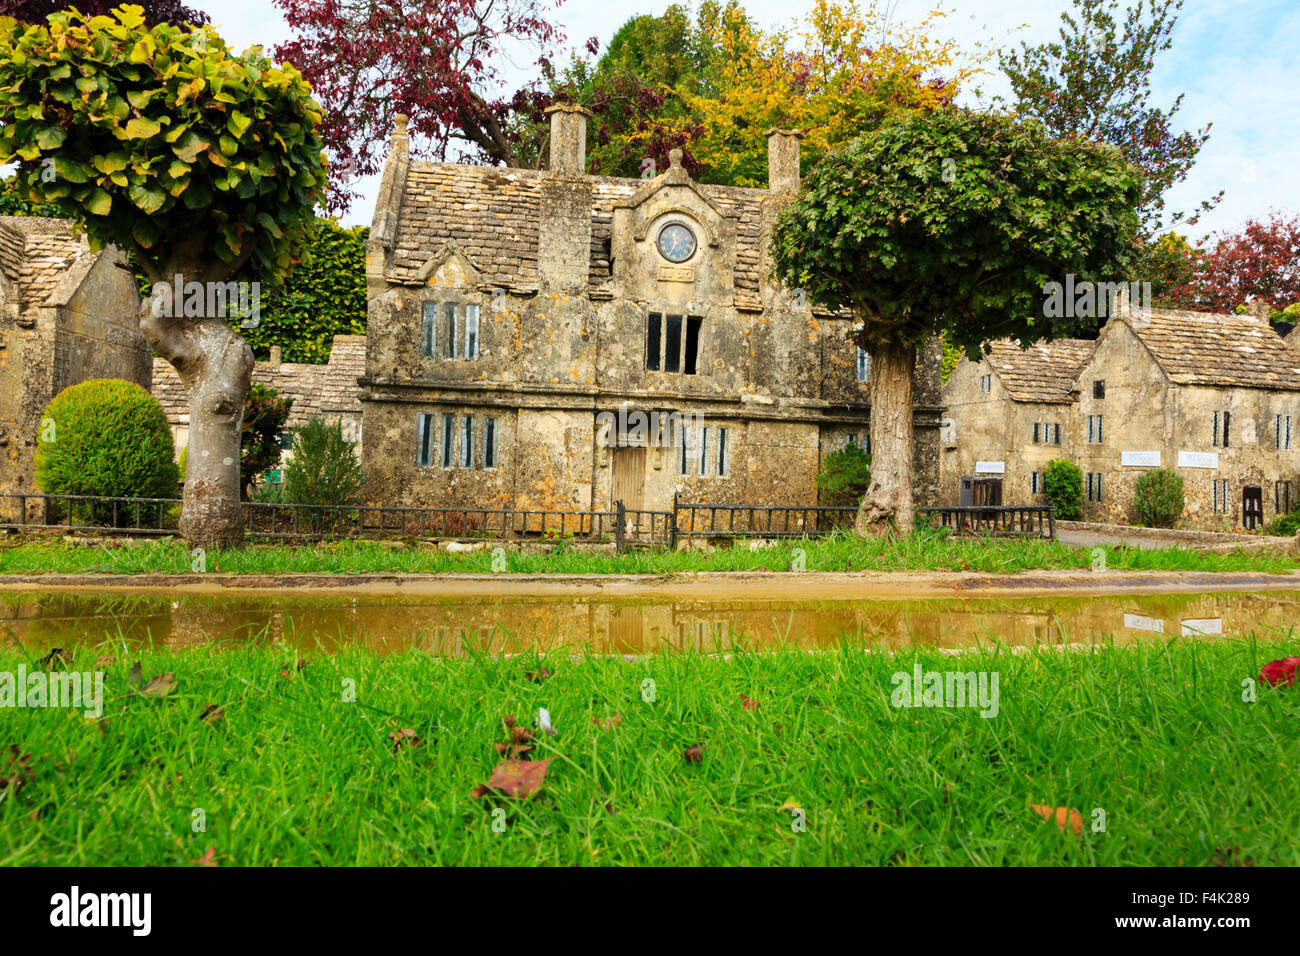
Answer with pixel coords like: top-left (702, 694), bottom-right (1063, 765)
top-left (199, 0), bottom-right (1300, 238)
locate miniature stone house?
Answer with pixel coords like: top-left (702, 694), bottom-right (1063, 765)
top-left (0, 216), bottom-right (148, 518)
top-left (943, 299), bottom-right (1300, 529)
top-left (358, 108), bottom-right (943, 519)
top-left (153, 334), bottom-right (366, 477)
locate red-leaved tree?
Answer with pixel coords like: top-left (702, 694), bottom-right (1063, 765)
top-left (273, 0), bottom-right (564, 213)
top-left (1163, 211), bottom-right (1300, 312)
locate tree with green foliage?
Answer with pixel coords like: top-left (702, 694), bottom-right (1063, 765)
top-left (1043, 459), bottom-right (1084, 520)
top-left (282, 418), bottom-right (364, 534)
top-left (1000, 0), bottom-right (1218, 235)
top-left (1134, 467), bottom-right (1184, 527)
top-left (816, 442), bottom-right (872, 506)
top-left (0, 7), bottom-right (326, 548)
top-left (772, 108), bottom-right (1142, 534)
top-left (240, 384), bottom-right (292, 499)
top-left (36, 379), bottom-right (178, 520)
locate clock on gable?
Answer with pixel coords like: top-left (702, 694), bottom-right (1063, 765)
top-left (656, 222), bottom-right (697, 264)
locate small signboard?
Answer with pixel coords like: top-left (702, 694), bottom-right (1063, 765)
top-left (1121, 451), bottom-right (1161, 467)
top-left (975, 461), bottom-right (1006, 475)
top-left (1177, 451), bottom-right (1219, 469)
top-left (1181, 619), bottom-right (1224, 636)
top-left (1124, 613), bottom-right (1165, 634)
top-left (266, 470), bottom-right (282, 484)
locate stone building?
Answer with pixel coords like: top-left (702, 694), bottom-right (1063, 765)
top-left (358, 108), bottom-right (942, 520)
top-left (153, 334), bottom-right (365, 477)
top-left (0, 216), bottom-right (148, 517)
top-left (942, 300), bottom-right (1300, 529)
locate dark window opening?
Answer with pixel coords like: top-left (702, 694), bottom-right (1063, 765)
top-left (1093, 380), bottom-right (1106, 399)
top-left (664, 315), bottom-right (682, 373)
top-left (684, 317), bottom-right (701, 375)
top-left (645, 313), bottom-right (662, 371)
top-left (484, 418), bottom-right (497, 469)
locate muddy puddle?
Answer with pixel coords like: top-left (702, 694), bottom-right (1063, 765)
top-left (1, 588), bottom-right (1297, 655)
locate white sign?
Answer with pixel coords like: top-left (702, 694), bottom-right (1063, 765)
top-left (1181, 619), bottom-right (1224, 637)
top-left (1123, 613), bottom-right (1165, 634)
top-left (1178, 451), bottom-right (1219, 469)
top-left (1121, 451), bottom-right (1161, 467)
top-left (975, 461), bottom-right (1005, 475)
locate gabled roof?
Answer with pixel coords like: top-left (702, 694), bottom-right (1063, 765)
top-left (982, 338), bottom-right (1097, 404)
top-left (1124, 308), bottom-right (1300, 390)
top-left (0, 216), bottom-right (101, 319)
top-left (384, 163), bottom-right (767, 311)
top-left (152, 335), bottom-right (365, 430)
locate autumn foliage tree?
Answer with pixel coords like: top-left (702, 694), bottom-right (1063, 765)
top-left (0, 0), bottom-right (206, 25)
top-left (273, 0), bottom-right (563, 212)
top-left (1158, 211), bottom-right (1300, 313)
top-left (772, 109), bottom-right (1142, 534)
top-left (1001, 0), bottom-right (1218, 235)
top-left (0, 6), bottom-right (326, 548)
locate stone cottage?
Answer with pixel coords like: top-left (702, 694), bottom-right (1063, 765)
top-left (153, 334), bottom-right (365, 478)
top-left (358, 107), bottom-right (943, 521)
top-left (942, 299), bottom-right (1300, 529)
top-left (0, 216), bottom-right (148, 519)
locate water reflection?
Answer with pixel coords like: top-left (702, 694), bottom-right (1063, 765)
top-left (1, 589), bottom-right (1297, 655)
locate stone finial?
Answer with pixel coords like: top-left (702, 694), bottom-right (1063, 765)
top-left (545, 104), bottom-right (592, 177)
top-left (1249, 298), bottom-right (1273, 323)
top-left (765, 128), bottom-right (804, 194)
top-left (269, 345), bottom-right (282, 367)
top-left (389, 113), bottom-right (410, 159)
top-left (669, 149), bottom-right (683, 170)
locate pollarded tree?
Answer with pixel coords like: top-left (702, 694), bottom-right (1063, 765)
top-left (0, 6), bottom-right (326, 548)
top-left (771, 108), bottom-right (1142, 534)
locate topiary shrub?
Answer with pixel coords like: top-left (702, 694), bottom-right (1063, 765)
top-left (817, 442), bottom-right (871, 529)
top-left (282, 418), bottom-right (364, 535)
top-left (1134, 467), bottom-right (1185, 527)
top-left (35, 379), bottom-right (178, 523)
top-left (1043, 458), bottom-right (1083, 520)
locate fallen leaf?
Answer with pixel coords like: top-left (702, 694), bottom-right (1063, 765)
top-left (524, 666), bottom-right (551, 682)
top-left (389, 728), bottom-right (422, 752)
top-left (684, 743), bottom-right (706, 763)
top-left (593, 714), bottom-right (622, 730)
top-left (1213, 845), bottom-right (1255, 867)
top-left (1259, 657), bottom-right (1300, 687)
top-left (94, 654), bottom-right (116, 668)
top-left (0, 745), bottom-right (33, 793)
top-left (779, 799), bottom-right (802, 813)
top-left (1030, 803), bottom-right (1083, 836)
top-left (510, 725), bottom-right (535, 745)
top-left (502, 714), bottom-right (517, 729)
top-left (472, 758), bottom-right (554, 799)
top-left (494, 741), bottom-right (531, 758)
top-left (740, 694), bottom-right (759, 711)
top-left (199, 705), bottom-right (225, 725)
top-left (192, 847), bottom-right (219, 867)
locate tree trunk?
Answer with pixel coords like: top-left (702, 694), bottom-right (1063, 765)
top-left (856, 341), bottom-right (916, 536)
top-left (140, 302), bottom-right (253, 550)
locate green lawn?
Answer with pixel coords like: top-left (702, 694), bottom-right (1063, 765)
top-left (2, 637), bottom-right (1297, 865)
top-left (0, 529), bottom-right (1294, 575)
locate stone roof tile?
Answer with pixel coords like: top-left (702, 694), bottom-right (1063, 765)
top-left (984, 338), bottom-right (1097, 404)
top-left (1127, 308), bottom-right (1300, 390)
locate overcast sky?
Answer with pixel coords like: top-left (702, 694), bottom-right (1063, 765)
top-left (210, 0), bottom-right (1300, 239)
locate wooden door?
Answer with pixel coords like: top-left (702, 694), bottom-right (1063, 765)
top-left (611, 446), bottom-right (646, 511)
top-left (1242, 486), bottom-right (1263, 529)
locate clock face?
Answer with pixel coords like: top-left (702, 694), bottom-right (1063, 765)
top-left (656, 222), bottom-right (697, 263)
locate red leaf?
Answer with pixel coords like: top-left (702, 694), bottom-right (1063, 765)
top-left (684, 743), bottom-right (706, 763)
top-left (1260, 657), bottom-right (1300, 687)
top-left (472, 758), bottom-right (554, 799)
top-left (1030, 803), bottom-right (1083, 836)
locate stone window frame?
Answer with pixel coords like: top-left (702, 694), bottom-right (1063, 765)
top-left (678, 423), bottom-right (728, 477)
top-left (1086, 471), bottom-right (1104, 502)
top-left (1031, 471), bottom-right (1042, 495)
top-left (420, 300), bottom-right (481, 361)
top-left (645, 310), bottom-right (704, 375)
top-left (1211, 478), bottom-right (1230, 514)
top-left (1275, 414), bottom-right (1292, 451)
top-left (1275, 479), bottom-right (1292, 514)
top-left (1093, 380), bottom-right (1106, 400)
top-left (979, 374), bottom-right (992, 394)
top-left (1032, 422), bottom-right (1061, 445)
top-left (417, 412), bottom-right (500, 471)
top-left (1212, 410), bottom-right (1231, 448)
top-left (856, 348), bottom-right (870, 383)
top-left (1087, 414), bottom-right (1104, 444)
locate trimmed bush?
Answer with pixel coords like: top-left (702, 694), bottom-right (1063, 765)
top-left (35, 379), bottom-right (178, 502)
top-left (817, 442), bottom-right (872, 504)
top-left (1134, 467), bottom-right (1185, 527)
top-left (1043, 459), bottom-right (1083, 520)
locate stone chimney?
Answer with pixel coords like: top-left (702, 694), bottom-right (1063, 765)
top-left (1249, 298), bottom-right (1273, 324)
top-left (546, 104), bottom-right (591, 177)
top-left (766, 129), bottom-right (804, 194)
top-left (269, 345), bottom-right (282, 367)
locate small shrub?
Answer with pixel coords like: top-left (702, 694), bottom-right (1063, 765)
top-left (282, 418), bottom-right (364, 534)
top-left (241, 384), bottom-right (292, 498)
top-left (817, 442), bottom-right (871, 503)
top-left (1043, 459), bottom-right (1083, 520)
top-left (1265, 508), bottom-right (1300, 537)
top-left (1134, 468), bottom-right (1185, 528)
top-left (35, 379), bottom-right (178, 524)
